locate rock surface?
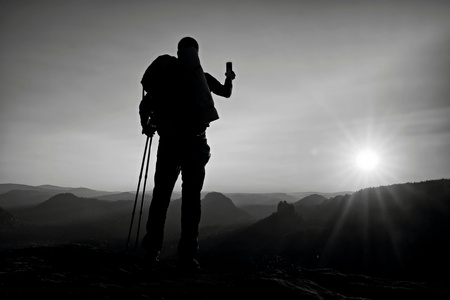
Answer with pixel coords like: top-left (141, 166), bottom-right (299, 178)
top-left (1, 244), bottom-right (447, 300)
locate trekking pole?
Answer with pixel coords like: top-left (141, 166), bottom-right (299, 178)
top-left (134, 135), bottom-right (153, 251)
top-left (126, 136), bottom-right (150, 253)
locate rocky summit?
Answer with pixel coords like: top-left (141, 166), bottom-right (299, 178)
top-left (1, 244), bottom-right (447, 300)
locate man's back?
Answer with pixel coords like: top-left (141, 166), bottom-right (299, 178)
top-left (141, 55), bottom-right (205, 136)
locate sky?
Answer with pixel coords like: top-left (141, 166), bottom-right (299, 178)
top-left (1, 0), bottom-right (449, 193)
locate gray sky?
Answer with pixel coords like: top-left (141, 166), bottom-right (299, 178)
top-left (1, 0), bottom-right (449, 193)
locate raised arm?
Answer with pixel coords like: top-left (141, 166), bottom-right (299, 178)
top-left (205, 72), bottom-right (234, 98)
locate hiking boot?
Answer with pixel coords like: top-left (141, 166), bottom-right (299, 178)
top-left (177, 258), bottom-right (201, 271)
top-left (143, 251), bottom-right (160, 268)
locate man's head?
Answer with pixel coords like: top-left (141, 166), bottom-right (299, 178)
top-left (178, 37), bottom-right (199, 52)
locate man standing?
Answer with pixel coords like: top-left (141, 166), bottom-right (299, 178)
top-left (139, 37), bottom-right (235, 269)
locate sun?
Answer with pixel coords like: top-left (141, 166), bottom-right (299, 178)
top-left (356, 149), bottom-right (380, 171)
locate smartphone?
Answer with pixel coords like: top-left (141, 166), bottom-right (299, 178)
top-left (226, 62), bottom-right (233, 73)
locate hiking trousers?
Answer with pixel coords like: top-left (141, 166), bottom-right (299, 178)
top-left (142, 133), bottom-right (210, 259)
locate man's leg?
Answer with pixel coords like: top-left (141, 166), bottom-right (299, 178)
top-left (177, 136), bottom-right (210, 261)
top-left (142, 141), bottom-right (180, 258)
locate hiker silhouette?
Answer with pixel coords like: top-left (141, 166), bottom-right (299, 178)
top-left (139, 37), bottom-right (235, 269)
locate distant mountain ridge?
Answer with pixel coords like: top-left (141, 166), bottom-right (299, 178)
top-left (288, 191), bottom-right (353, 200)
top-left (0, 190), bottom-right (56, 208)
top-left (201, 192), bottom-right (254, 226)
top-left (0, 183), bottom-right (46, 194)
top-left (14, 193), bottom-right (129, 225)
top-left (207, 179), bottom-right (450, 280)
top-left (225, 193), bottom-right (298, 206)
top-left (0, 183), bottom-right (117, 197)
top-left (293, 194), bottom-right (328, 206)
top-left (0, 183), bottom-right (351, 210)
top-left (0, 183), bottom-right (119, 209)
top-left (5, 191), bottom-right (254, 234)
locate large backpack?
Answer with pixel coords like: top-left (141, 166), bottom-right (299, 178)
top-left (139, 50), bottom-right (219, 136)
top-left (141, 54), bottom-right (178, 96)
top-left (139, 55), bottom-right (201, 136)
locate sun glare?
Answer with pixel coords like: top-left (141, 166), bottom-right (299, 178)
top-left (356, 150), bottom-right (380, 171)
